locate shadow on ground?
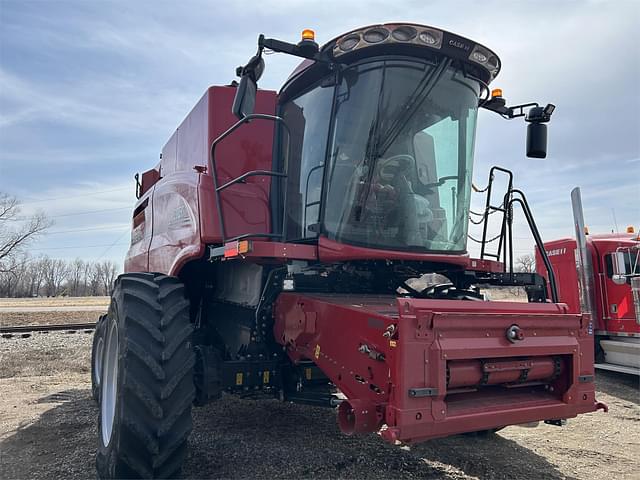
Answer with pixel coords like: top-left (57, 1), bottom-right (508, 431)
top-left (0, 388), bottom-right (96, 480)
top-left (596, 370), bottom-right (639, 404)
top-left (1, 388), bottom-right (572, 479)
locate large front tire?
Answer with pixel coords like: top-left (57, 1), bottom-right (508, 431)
top-left (96, 273), bottom-right (195, 479)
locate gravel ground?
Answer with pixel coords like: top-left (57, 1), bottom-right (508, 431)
top-left (0, 331), bottom-right (638, 480)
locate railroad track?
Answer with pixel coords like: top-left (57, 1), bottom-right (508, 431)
top-left (1, 322), bottom-right (96, 338)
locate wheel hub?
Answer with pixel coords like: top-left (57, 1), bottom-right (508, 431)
top-left (101, 321), bottom-right (119, 447)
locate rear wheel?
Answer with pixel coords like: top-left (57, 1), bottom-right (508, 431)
top-left (96, 273), bottom-right (195, 479)
top-left (91, 315), bottom-right (107, 403)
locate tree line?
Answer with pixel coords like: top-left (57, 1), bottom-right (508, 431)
top-left (0, 255), bottom-right (119, 297)
top-left (1, 191), bottom-right (120, 297)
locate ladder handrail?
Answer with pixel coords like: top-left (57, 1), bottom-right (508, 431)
top-left (209, 113), bottom-right (291, 243)
top-left (474, 166), bottom-right (558, 303)
top-left (509, 189), bottom-right (559, 303)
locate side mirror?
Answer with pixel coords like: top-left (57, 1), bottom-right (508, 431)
top-left (232, 54), bottom-right (264, 119)
top-left (232, 74), bottom-right (258, 119)
top-left (526, 122), bottom-right (547, 158)
top-left (525, 104), bottom-right (554, 159)
top-left (611, 251), bottom-right (635, 285)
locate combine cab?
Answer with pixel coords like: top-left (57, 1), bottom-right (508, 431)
top-left (91, 24), bottom-right (606, 479)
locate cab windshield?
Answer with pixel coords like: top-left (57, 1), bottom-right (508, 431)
top-left (324, 59), bottom-right (480, 252)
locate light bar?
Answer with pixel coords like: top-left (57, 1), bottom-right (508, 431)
top-left (327, 23), bottom-right (501, 82)
top-left (468, 44), bottom-right (500, 78)
top-left (333, 24), bottom-right (443, 57)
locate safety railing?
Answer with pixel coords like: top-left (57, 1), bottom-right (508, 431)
top-left (209, 113), bottom-right (291, 243)
top-left (472, 166), bottom-right (558, 303)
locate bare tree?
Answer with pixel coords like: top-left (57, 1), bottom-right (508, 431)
top-left (0, 193), bottom-right (51, 274)
top-left (68, 258), bottom-right (86, 296)
top-left (99, 260), bottom-right (118, 295)
top-left (27, 256), bottom-right (47, 297)
top-left (88, 263), bottom-right (103, 296)
top-left (516, 254), bottom-right (536, 273)
top-left (43, 258), bottom-right (69, 296)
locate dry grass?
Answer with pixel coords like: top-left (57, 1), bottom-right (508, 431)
top-left (0, 310), bottom-right (105, 327)
top-left (0, 296), bottom-right (110, 308)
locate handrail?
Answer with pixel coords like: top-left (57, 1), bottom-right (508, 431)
top-left (509, 190), bottom-right (559, 303)
top-left (474, 166), bottom-right (558, 303)
top-left (209, 113), bottom-right (291, 243)
top-left (480, 166), bottom-right (513, 267)
top-left (217, 170), bottom-right (286, 193)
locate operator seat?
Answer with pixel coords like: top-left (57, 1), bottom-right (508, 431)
top-left (413, 131), bottom-right (447, 242)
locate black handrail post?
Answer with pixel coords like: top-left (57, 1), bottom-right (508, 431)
top-left (479, 169), bottom-right (494, 259)
top-left (510, 190), bottom-right (559, 303)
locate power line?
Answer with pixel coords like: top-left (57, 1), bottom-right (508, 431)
top-left (16, 206), bottom-right (131, 220)
top-left (18, 187), bottom-right (130, 204)
top-left (49, 206), bottom-right (131, 218)
top-left (30, 242), bottom-right (130, 251)
top-left (96, 230), bottom-right (131, 261)
top-left (47, 225), bottom-right (130, 235)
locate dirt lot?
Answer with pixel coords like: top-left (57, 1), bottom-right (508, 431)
top-left (0, 296), bottom-right (108, 327)
top-left (0, 304), bottom-right (638, 479)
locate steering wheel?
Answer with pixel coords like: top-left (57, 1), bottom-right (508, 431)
top-left (377, 154), bottom-right (416, 184)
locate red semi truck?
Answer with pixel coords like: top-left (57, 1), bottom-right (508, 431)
top-left (536, 187), bottom-right (640, 375)
top-left (90, 25), bottom-right (606, 479)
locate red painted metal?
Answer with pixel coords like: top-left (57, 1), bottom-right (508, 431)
top-left (242, 241), bottom-right (317, 261)
top-left (140, 165), bottom-right (160, 197)
top-left (318, 237), bottom-right (505, 273)
top-left (447, 357), bottom-right (558, 388)
top-left (125, 86), bottom-right (277, 275)
top-left (274, 293), bottom-right (600, 443)
top-left (537, 233), bottom-right (639, 336)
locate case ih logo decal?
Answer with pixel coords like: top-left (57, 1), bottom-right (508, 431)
top-left (546, 247), bottom-right (567, 257)
top-left (448, 39), bottom-right (471, 52)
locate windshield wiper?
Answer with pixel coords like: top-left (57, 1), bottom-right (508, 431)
top-left (353, 65), bottom-right (387, 220)
top-left (376, 57), bottom-right (452, 157)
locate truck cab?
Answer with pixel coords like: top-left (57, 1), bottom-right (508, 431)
top-left (538, 231), bottom-right (640, 374)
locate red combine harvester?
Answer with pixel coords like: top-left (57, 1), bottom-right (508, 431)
top-left (91, 24), bottom-right (606, 479)
top-left (535, 187), bottom-right (639, 375)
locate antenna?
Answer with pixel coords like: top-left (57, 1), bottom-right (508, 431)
top-left (611, 208), bottom-right (619, 234)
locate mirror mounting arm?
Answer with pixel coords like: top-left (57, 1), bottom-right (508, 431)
top-left (482, 96), bottom-right (556, 159)
top-left (259, 35), bottom-right (338, 68)
top-left (482, 99), bottom-right (555, 123)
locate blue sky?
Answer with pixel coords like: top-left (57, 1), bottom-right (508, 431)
top-left (1, 0), bottom-right (638, 268)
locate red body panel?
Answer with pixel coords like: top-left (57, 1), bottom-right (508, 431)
top-left (274, 293), bottom-right (599, 443)
top-left (126, 188), bottom-right (155, 272)
top-left (318, 236), bottom-right (504, 272)
top-left (124, 86), bottom-right (277, 275)
top-left (537, 234), bottom-right (639, 337)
